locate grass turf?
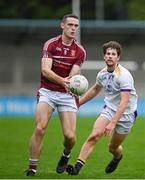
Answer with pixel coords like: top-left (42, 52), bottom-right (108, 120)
top-left (0, 116), bottom-right (144, 179)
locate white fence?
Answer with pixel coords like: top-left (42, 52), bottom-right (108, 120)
top-left (0, 60), bottom-right (144, 97)
top-left (82, 60), bottom-right (139, 71)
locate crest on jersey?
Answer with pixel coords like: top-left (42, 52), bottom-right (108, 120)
top-left (71, 50), bottom-right (76, 57)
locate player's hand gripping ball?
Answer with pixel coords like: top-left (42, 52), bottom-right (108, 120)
top-left (69, 75), bottom-right (89, 96)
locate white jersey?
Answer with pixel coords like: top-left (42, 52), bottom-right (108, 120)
top-left (96, 64), bottom-right (138, 114)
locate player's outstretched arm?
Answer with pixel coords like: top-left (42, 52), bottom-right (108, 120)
top-left (79, 84), bottom-right (102, 106)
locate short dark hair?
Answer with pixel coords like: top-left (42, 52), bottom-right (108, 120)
top-left (102, 41), bottom-right (122, 56)
top-left (62, 14), bottom-right (79, 23)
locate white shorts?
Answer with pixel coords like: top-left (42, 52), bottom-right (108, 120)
top-left (100, 106), bottom-right (137, 134)
top-left (37, 88), bottom-right (78, 112)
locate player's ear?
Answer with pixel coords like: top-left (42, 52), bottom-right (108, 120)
top-left (103, 55), bottom-right (105, 60)
top-left (117, 55), bottom-right (120, 61)
top-left (60, 22), bottom-right (64, 30)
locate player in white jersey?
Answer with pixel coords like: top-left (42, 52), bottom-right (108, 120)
top-left (97, 64), bottom-right (137, 115)
top-left (66, 41), bottom-right (138, 175)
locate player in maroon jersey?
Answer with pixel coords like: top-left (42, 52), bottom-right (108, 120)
top-left (25, 14), bottom-right (86, 176)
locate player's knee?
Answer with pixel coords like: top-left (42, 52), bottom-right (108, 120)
top-left (64, 131), bottom-right (76, 143)
top-left (88, 131), bottom-right (103, 144)
top-left (35, 124), bottom-right (45, 137)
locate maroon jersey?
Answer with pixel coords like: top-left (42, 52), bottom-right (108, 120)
top-left (40, 35), bottom-right (86, 92)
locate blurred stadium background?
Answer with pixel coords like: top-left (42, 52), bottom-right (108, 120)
top-left (0, 0), bottom-right (144, 117)
top-left (0, 1), bottom-right (145, 179)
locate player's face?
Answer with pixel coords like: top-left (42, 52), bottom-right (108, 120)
top-left (61, 17), bottom-right (79, 39)
top-left (104, 48), bottom-right (120, 69)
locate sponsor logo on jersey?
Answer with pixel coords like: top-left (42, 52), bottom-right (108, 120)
top-left (56, 47), bottom-right (62, 51)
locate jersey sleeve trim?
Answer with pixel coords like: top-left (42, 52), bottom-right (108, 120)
top-left (120, 89), bottom-right (131, 92)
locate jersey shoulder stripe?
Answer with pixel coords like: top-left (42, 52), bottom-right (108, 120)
top-left (43, 35), bottom-right (61, 50)
top-left (114, 66), bottom-right (121, 77)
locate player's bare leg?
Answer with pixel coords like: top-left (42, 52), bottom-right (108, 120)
top-left (105, 132), bottom-right (127, 173)
top-left (66, 116), bottom-right (109, 175)
top-left (26, 102), bottom-right (53, 176)
top-left (56, 111), bottom-right (76, 173)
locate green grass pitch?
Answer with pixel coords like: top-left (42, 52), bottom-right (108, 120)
top-left (0, 116), bottom-right (144, 179)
